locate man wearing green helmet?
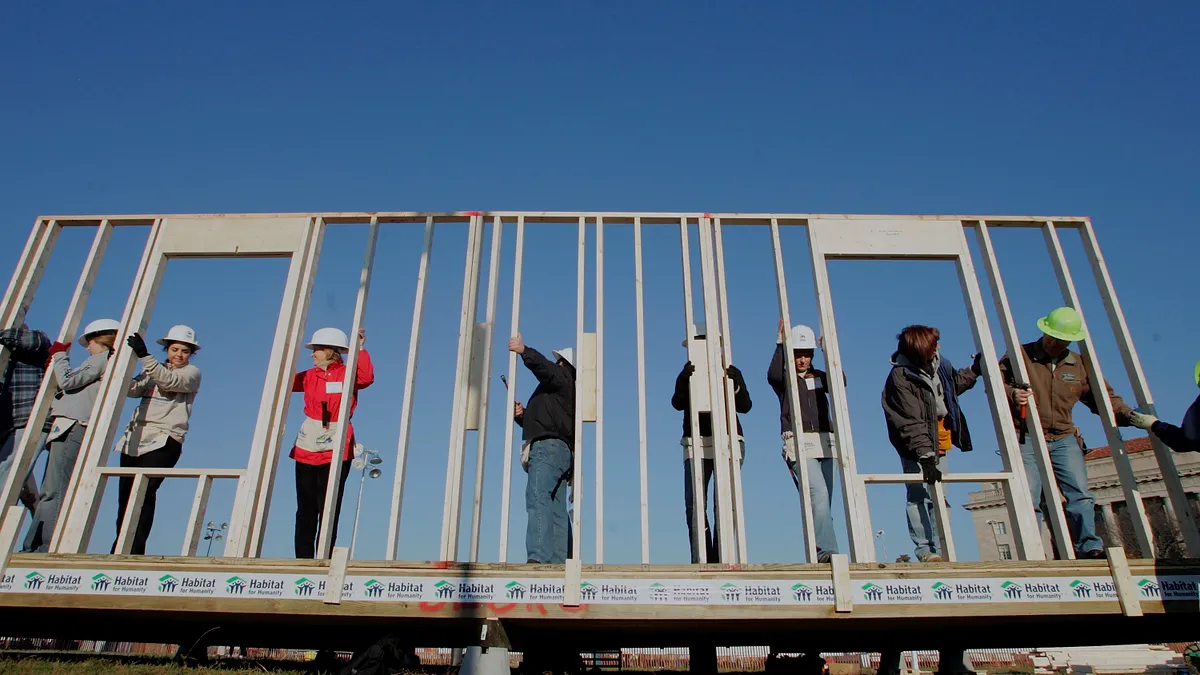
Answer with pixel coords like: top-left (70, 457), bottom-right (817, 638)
top-left (1128, 360), bottom-right (1200, 454)
top-left (998, 306), bottom-right (1138, 559)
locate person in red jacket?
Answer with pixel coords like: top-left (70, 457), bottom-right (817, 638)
top-left (290, 326), bottom-right (374, 559)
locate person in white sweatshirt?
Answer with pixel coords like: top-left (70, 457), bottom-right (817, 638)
top-left (111, 325), bottom-right (202, 555)
top-left (22, 319), bottom-right (120, 552)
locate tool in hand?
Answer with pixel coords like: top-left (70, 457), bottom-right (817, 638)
top-left (500, 374), bottom-right (508, 390)
top-left (1014, 382), bottom-right (1031, 444)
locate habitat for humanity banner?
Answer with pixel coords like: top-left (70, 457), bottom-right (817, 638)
top-left (1, 569), bottom-right (1196, 606)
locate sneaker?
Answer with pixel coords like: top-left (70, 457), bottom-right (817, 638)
top-left (816, 551), bottom-right (834, 564)
top-left (1080, 549), bottom-right (1107, 560)
top-left (918, 553), bottom-right (944, 563)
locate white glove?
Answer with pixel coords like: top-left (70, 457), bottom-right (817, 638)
top-left (1129, 411), bottom-right (1158, 430)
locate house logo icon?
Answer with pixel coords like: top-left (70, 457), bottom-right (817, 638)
top-left (861, 583), bottom-right (884, 601)
top-left (434, 581), bottom-right (455, 599)
top-left (364, 580), bottom-right (384, 598)
top-left (1001, 581), bottom-right (1022, 600)
top-left (1138, 579), bottom-right (1160, 598)
top-left (931, 582), bottom-right (953, 601)
top-left (505, 582), bottom-right (527, 600)
top-left (226, 576), bottom-right (247, 594)
top-left (24, 572), bottom-right (45, 590)
top-left (649, 583), bottom-right (669, 602)
top-left (294, 578), bottom-right (317, 597)
top-left (1070, 580), bottom-right (1092, 599)
top-left (721, 583), bottom-right (742, 602)
top-left (158, 575), bottom-right (179, 593)
top-left (579, 583), bottom-right (598, 601)
top-left (91, 574), bottom-right (112, 592)
top-left (792, 583), bottom-right (813, 602)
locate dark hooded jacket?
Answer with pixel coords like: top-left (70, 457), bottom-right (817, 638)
top-left (767, 343), bottom-right (841, 434)
top-left (515, 347), bottom-right (576, 450)
top-left (1152, 393), bottom-right (1200, 454)
top-left (671, 363), bottom-right (751, 438)
top-left (882, 352), bottom-right (977, 461)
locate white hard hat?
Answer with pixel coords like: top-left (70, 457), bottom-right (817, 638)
top-left (789, 325), bottom-right (817, 350)
top-left (157, 324), bottom-right (201, 351)
top-left (551, 347), bottom-right (575, 368)
top-left (307, 327), bottom-right (350, 353)
top-left (681, 323), bottom-right (710, 347)
top-left (78, 318), bottom-right (121, 347)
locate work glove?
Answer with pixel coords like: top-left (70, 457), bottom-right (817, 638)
top-left (1129, 410), bottom-right (1158, 431)
top-left (127, 332), bottom-right (149, 358)
top-left (918, 455), bottom-right (943, 484)
top-left (682, 361), bottom-right (695, 377)
top-left (725, 364), bottom-right (744, 384)
top-left (971, 352), bottom-right (983, 376)
top-left (48, 341), bottom-right (70, 357)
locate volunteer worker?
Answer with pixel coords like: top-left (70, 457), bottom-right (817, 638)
top-left (767, 321), bottom-right (839, 563)
top-left (114, 325), bottom-right (203, 555)
top-left (672, 325), bottom-right (751, 564)
top-left (23, 319), bottom-right (119, 552)
top-left (290, 327), bottom-right (374, 559)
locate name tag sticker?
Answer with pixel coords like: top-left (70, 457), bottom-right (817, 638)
top-left (325, 381), bottom-right (344, 394)
top-left (811, 377), bottom-right (825, 390)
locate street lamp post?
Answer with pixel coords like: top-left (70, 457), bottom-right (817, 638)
top-left (349, 443), bottom-right (384, 559)
top-left (203, 521), bottom-right (227, 557)
top-left (875, 529), bottom-right (888, 562)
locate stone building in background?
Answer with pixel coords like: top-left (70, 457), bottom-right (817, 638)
top-left (965, 437), bottom-right (1200, 560)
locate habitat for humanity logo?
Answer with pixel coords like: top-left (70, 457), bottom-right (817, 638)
top-left (91, 574), bottom-right (112, 591)
top-left (649, 583), bottom-right (669, 602)
top-left (505, 582), bottom-right (527, 600)
top-left (25, 572), bottom-right (46, 590)
top-left (1070, 580), bottom-right (1092, 598)
top-left (720, 583), bottom-right (742, 602)
top-left (1138, 579), bottom-right (1160, 598)
top-left (434, 580), bottom-right (455, 599)
top-left (294, 577), bottom-right (318, 597)
top-left (1000, 581), bottom-right (1023, 600)
top-left (226, 576), bottom-right (247, 594)
top-left (158, 575), bottom-right (179, 593)
top-left (363, 580), bottom-right (385, 598)
top-left (931, 582), bottom-right (953, 601)
top-left (861, 583), bottom-right (884, 601)
top-left (579, 583), bottom-right (599, 601)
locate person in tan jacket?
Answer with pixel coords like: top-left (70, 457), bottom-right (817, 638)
top-left (998, 307), bottom-right (1135, 559)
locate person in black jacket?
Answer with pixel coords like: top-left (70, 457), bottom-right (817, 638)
top-left (1130, 359), bottom-right (1200, 453)
top-left (510, 334), bottom-right (576, 564)
top-left (881, 325), bottom-right (980, 563)
top-left (767, 321), bottom-right (840, 563)
top-left (672, 329), bottom-right (751, 563)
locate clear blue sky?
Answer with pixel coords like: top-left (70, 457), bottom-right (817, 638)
top-left (2, 2), bottom-right (1197, 564)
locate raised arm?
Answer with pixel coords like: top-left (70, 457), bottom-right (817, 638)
top-left (138, 356), bottom-right (202, 394)
top-left (51, 352), bottom-right (106, 393)
top-left (521, 347), bottom-right (572, 391)
top-left (354, 349), bottom-right (375, 390)
top-left (767, 343), bottom-right (786, 394)
top-left (672, 363), bottom-right (691, 411)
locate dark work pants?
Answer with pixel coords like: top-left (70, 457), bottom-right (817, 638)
top-left (113, 438), bottom-right (182, 555)
top-left (294, 459), bottom-right (352, 559)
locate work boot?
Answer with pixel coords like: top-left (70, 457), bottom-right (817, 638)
top-left (1080, 549), bottom-right (1107, 560)
top-left (919, 553), bottom-right (944, 563)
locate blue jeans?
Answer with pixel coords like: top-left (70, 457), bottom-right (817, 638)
top-left (682, 441), bottom-right (744, 564)
top-left (0, 427), bottom-right (46, 508)
top-left (23, 423), bottom-right (85, 552)
top-left (787, 457), bottom-right (838, 560)
top-left (901, 455), bottom-right (946, 559)
top-left (1021, 436), bottom-right (1103, 554)
top-left (525, 438), bottom-right (572, 564)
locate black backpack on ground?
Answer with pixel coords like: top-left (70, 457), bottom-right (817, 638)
top-left (340, 634), bottom-right (419, 675)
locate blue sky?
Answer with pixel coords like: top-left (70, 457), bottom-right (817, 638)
top-left (2, 2), bottom-right (1198, 564)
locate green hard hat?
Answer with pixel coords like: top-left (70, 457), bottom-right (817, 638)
top-left (1194, 360), bottom-right (1199, 389)
top-left (1037, 306), bottom-right (1087, 342)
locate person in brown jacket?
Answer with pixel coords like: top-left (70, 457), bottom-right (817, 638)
top-left (998, 306), bottom-right (1136, 559)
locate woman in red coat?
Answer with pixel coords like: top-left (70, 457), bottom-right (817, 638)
top-left (290, 326), bottom-right (374, 559)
